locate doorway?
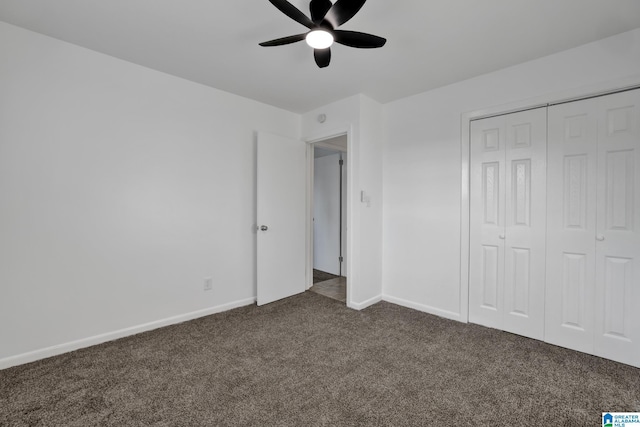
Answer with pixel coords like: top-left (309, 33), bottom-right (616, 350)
top-left (309, 135), bottom-right (347, 303)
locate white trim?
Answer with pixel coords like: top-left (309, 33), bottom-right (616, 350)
top-left (459, 115), bottom-right (471, 323)
top-left (306, 141), bottom-right (315, 291)
top-left (304, 125), bottom-right (351, 145)
top-left (348, 294), bottom-right (382, 310)
top-left (305, 125), bottom-right (354, 307)
top-left (459, 73), bottom-right (640, 325)
top-left (383, 294), bottom-right (462, 322)
top-left (0, 297), bottom-right (256, 370)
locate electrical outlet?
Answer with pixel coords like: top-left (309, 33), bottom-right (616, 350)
top-left (204, 277), bottom-right (213, 291)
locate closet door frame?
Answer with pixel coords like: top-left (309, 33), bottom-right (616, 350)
top-left (460, 75), bottom-right (640, 324)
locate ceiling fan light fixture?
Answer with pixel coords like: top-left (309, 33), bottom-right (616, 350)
top-left (259, 0), bottom-right (386, 68)
top-left (306, 30), bottom-right (334, 49)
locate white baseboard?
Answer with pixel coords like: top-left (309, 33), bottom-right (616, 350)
top-left (382, 294), bottom-right (463, 322)
top-left (348, 294), bottom-right (382, 310)
top-left (0, 297), bottom-right (256, 371)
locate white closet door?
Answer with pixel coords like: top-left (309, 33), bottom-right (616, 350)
top-left (546, 89), bottom-right (639, 368)
top-left (545, 98), bottom-right (598, 353)
top-left (469, 108), bottom-right (547, 339)
top-left (470, 115), bottom-right (507, 330)
top-left (594, 89), bottom-right (640, 367)
top-left (503, 108), bottom-right (547, 340)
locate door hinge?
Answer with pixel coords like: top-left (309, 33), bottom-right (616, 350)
top-left (339, 159), bottom-right (344, 166)
top-left (339, 256), bottom-right (343, 262)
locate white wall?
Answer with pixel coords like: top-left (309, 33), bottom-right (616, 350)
top-left (340, 152), bottom-right (348, 278)
top-left (4, 19), bottom-right (637, 369)
top-left (303, 95), bottom-right (384, 308)
top-left (314, 153), bottom-right (341, 276)
top-left (0, 22), bottom-right (300, 366)
top-left (382, 28), bottom-right (640, 320)
top-left (357, 96), bottom-right (384, 304)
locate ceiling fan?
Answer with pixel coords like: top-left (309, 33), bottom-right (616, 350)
top-left (259, 0), bottom-right (386, 68)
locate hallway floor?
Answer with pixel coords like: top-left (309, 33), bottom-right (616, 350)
top-left (309, 276), bottom-right (346, 303)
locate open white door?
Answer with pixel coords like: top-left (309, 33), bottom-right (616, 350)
top-left (257, 132), bottom-right (307, 306)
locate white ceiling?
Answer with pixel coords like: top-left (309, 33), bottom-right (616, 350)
top-left (314, 147), bottom-right (341, 158)
top-left (1, 1), bottom-right (639, 113)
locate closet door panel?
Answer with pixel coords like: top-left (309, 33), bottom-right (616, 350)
top-left (503, 108), bottom-right (547, 340)
top-left (545, 99), bottom-right (598, 353)
top-left (470, 116), bottom-right (506, 329)
top-left (594, 89), bottom-right (640, 367)
top-left (470, 108), bottom-right (547, 339)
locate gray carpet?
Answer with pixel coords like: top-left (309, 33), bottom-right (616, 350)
top-left (1, 292), bottom-right (638, 426)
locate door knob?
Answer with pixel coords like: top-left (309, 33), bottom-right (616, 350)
top-left (499, 234), bottom-right (505, 240)
top-left (596, 234), bottom-right (605, 241)
top-left (260, 225), bottom-right (268, 231)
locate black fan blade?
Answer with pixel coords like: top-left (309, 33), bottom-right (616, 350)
top-left (314, 48), bottom-right (331, 68)
top-left (333, 30), bottom-right (386, 48)
top-left (310, 0), bottom-right (332, 24)
top-left (267, 0), bottom-right (314, 29)
top-left (259, 33), bottom-right (307, 47)
top-left (324, 0), bottom-right (367, 28)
